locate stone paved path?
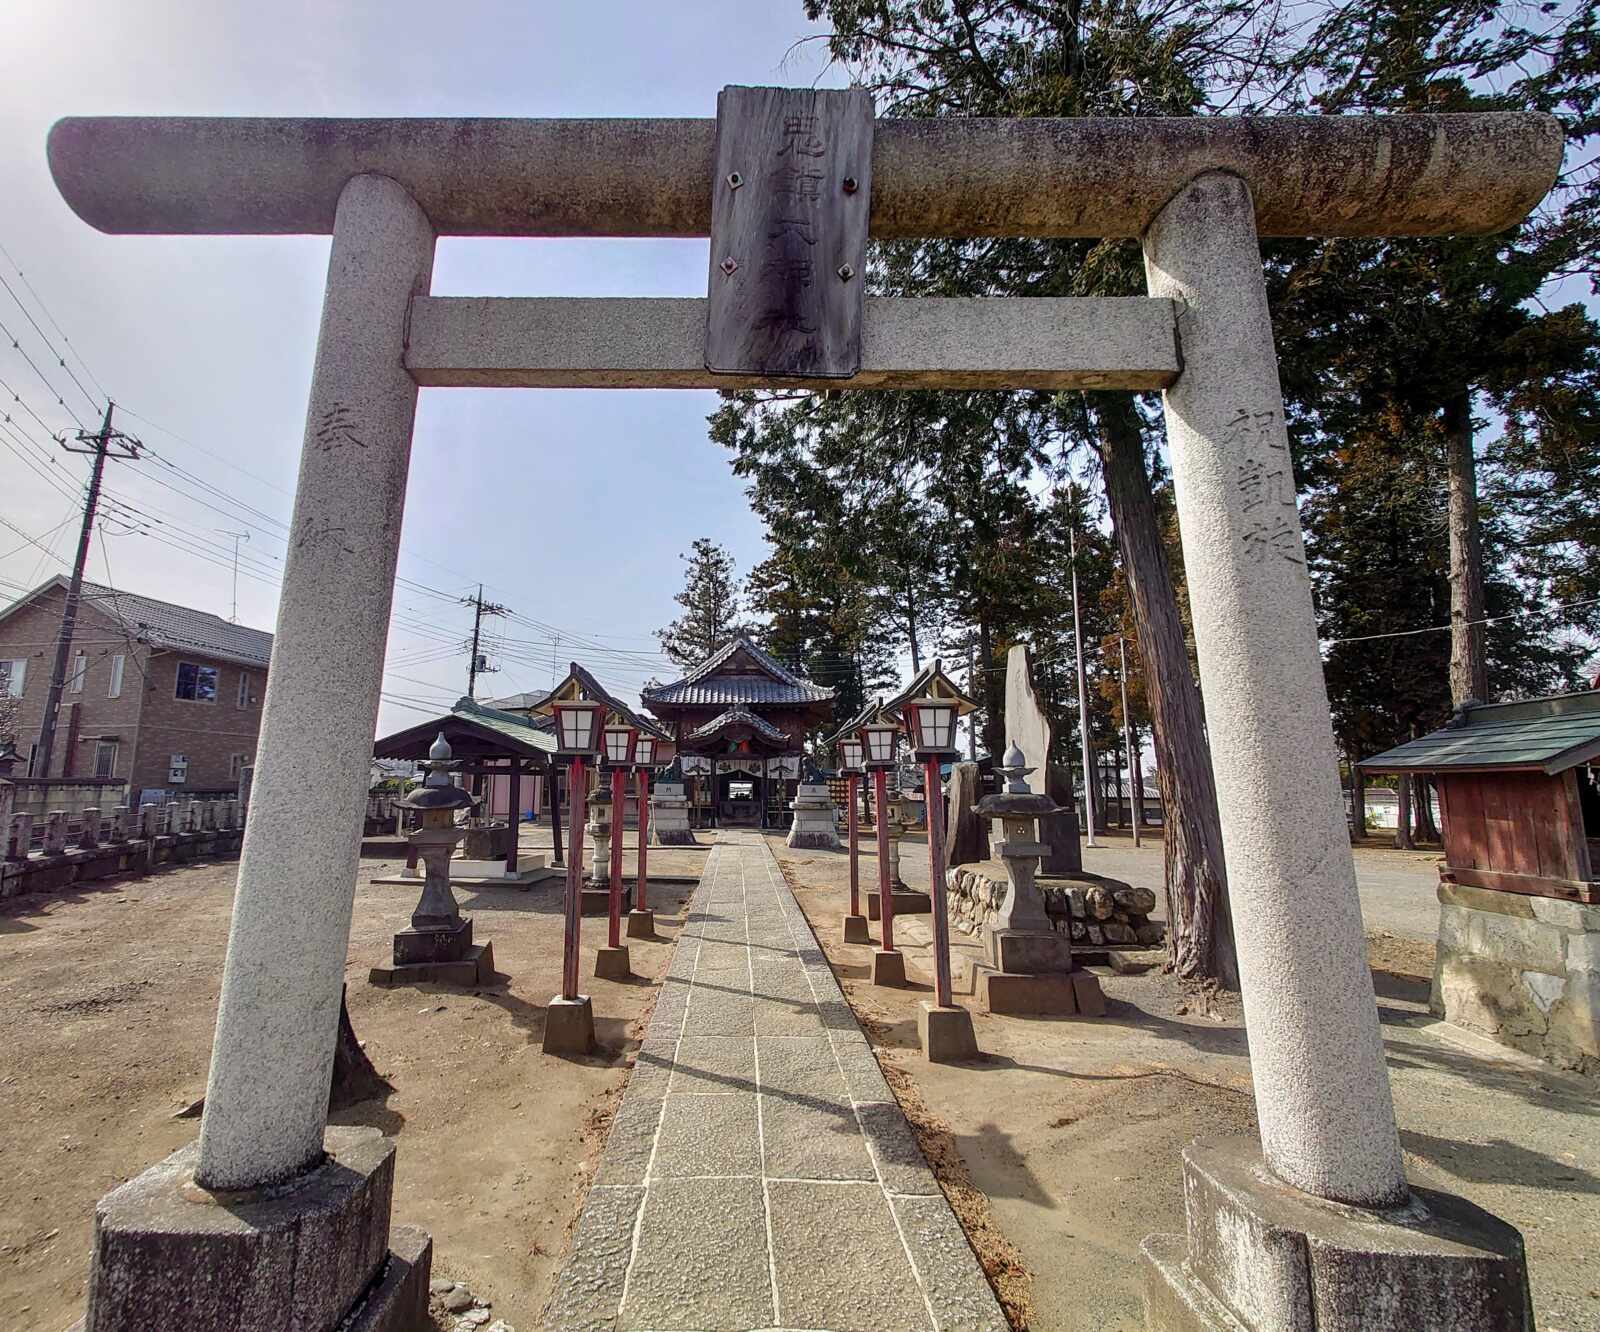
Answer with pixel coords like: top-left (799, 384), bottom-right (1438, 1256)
top-left (546, 832), bottom-right (1007, 1331)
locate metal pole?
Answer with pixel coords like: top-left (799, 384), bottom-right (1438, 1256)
top-left (608, 764), bottom-right (625, 948)
top-left (1120, 635), bottom-right (1140, 848)
top-left (875, 766), bottom-right (895, 953)
top-left (846, 772), bottom-right (860, 918)
top-left (635, 768), bottom-right (650, 913)
top-left (1070, 518), bottom-right (1100, 847)
top-left (562, 756), bottom-right (586, 1000)
top-left (925, 756), bottom-right (953, 1007)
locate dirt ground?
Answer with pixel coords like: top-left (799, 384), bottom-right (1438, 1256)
top-left (770, 833), bottom-right (1600, 1332)
top-left (0, 829), bottom-right (708, 1332)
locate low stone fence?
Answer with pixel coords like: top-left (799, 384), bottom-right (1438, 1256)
top-left (1431, 879), bottom-right (1599, 1077)
top-left (947, 861), bottom-right (1164, 948)
top-left (1, 795), bottom-right (246, 900)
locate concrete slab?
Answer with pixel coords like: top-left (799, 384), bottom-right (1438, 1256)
top-left (621, 1177), bottom-right (774, 1329)
top-left (652, 1093), bottom-right (762, 1179)
top-left (669, 1035), bottom-right (758, 1095)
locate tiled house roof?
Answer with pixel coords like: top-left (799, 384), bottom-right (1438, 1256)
top-left (642, 637), bottom-right (832, 708)
top-left (2, 576), bottom-right (273, 669)
top-left (686, 705), bottom-right (790, 746)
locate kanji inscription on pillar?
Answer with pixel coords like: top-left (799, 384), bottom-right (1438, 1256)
top-left (705, 85), bottom-right (873, 379)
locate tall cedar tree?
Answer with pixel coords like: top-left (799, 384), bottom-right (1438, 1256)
top-left (656, 539), bottom-right (753, 671)
top-left (775, 0), bottom-right (1263, 984)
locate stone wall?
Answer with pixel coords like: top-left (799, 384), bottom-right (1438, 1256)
top-left (948, 862), bottom-right (1164, 948)
top-left (1431, 880), bottom-right (1598, 1076)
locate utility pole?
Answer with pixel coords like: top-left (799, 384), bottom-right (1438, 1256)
top-left (1119, 634), bottom-right (1140, 848)
top-left (218, 529), bottom-right (249, 621)
top-left (460, 584), bottom-right (510, 699)
top-left (33, 401), bottom-right (141, 778)
top-left (1069, 504), bottom-right (1099, 848)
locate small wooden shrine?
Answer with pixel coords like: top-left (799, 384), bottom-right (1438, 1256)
top-left (643, 638), bottom-right (834, 828)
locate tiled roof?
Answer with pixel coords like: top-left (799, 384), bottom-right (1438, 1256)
top-left (643, 637), bottom-right (832, 708)
top-left (490, 664), bottom-right (666, 738)
top-left (1361, 690), bottom-right (1600, 775)
top-left (450, 696), bottom-right (557, 753)
top-left (12, 577), bottom-right (276, 669)
top-left (685, 705), bottom-right (790, 746)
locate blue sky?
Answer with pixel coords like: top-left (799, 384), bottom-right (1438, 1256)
top-left (0, 1), bottom-right (846, 735)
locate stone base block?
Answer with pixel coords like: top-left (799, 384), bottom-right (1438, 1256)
top-left (543, 994), bottom-right (596, 1055)
top-left (393, 916), bottom-right (472, 966)
top-left (1141, 1137), bottom-right (1533, 1331)
top-left (868, 889), bottom-right (931, 920)
top-left (345, 1224), bottom-right (432, 1332)
top-left (1073, 970), bottom-right (1107, 1016)
top-left (369, 942), bottom-right (494, 989)
top-left (787, 831), bottom-right (843, 850)
top-left (626, 908), bottom-right (656, 939)
top-left (581, 887), bottom-right (614, 915)
top-left (871, 949), bottom-right (908, 987)
top-left (970, 963), bottom-right (1079, 1015)
top-left (843, 914), bottom-right (871, 944)
top-left (918, 1002), bottom-right (979, 1062)
top-left (653, 827), bottom-right (699, 846)
top-left (987, 926), bottom-right (1074, 974)
top-left (82, 1126), bottom-right (409, 1332)
top-left (594, 945), bottom-right (632, 980)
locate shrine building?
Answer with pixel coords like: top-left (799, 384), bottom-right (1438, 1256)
top-left (643, 638), bottom-right (834, 829)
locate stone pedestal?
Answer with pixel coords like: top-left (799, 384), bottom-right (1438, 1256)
top-left (595, 944), bottom-right (632, 979)
top-left (543, 994), bottom-right (596, 1055)
top-left (650, 780), bottom-right (697, 846)
top-left (77, 1126), bottom-right (431, 1332)
top-left (1141, 1138), bottom-right (1532, 1331)
top-left (369, 917), bottom-right (495, 987)
top-left (843, 914), bottom-right (871, 944)
top-left (871, 948), bottom-right (907, 987)
top-left (786, 782), bottom-right (841, 849)
top-left (868, 888), bottom-right (932, 919)
top-left (626, 908), bottom-right (656, 939)
top-left (918, 1002), bottom-right (979, 1063)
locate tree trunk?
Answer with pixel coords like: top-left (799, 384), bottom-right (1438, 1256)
top-left (905, 583), bottom-right (921, 674)
top-left (1394, 775), bottom-right (1414, 850)
top-left (1095, 397), bottom-right (1237, 988)
top-left (1445, 388), bottom-right (1489, 707)
top-left (1350, 762), bottom-right (1368, 841)
top-left (1416, 776), bottom-right (1440, 842)
top-left (977, 613), bottom-right (1002, 760)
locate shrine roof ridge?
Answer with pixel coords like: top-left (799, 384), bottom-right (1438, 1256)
top-left (685, 705), bottom-right (791, 746)
top-left (642, 637), bottom-right (833, 708)
top-left (48, 111), bottom-right (1559, 241)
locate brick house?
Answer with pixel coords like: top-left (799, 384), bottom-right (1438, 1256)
top-left (0, 576), bottom-right (271, 800)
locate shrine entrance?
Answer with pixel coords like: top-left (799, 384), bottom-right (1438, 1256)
top-left (48, 85), bottom-right (1560, 1331)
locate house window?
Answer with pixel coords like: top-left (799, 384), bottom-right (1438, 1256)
top-left (94, 740), bottom-right (119, 779)
top-left (175, 662), bottom-right (218, 702)
top-left (229, 752), bottom-right (251, 780)
top-left (69, 650), bottom-right (87, 693)
top-left (108, 654), bottom-right (125, 699)
top-left (237, 671), bottom-right (253, 709)
top-left (0, 658), bottom-right (24, 697)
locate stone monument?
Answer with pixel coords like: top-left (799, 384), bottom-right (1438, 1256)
top-left (786, 756), bottom-right (841, 850)
top-left (972, 745), bottom-right (1106, 1016)
top-left (1005, 645), bottom-right (1082, 875)
top-left (369, 734), bottom-right (495, 987)
top-left (649, 760), bottom-right (697, 846)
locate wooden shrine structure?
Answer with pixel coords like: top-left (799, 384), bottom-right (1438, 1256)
top-left (643, 638), bottom-right (833, 829)
top-left (1362, 689), bottom-right (1600, 904)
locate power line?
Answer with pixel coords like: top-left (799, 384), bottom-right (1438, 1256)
top-left (0, 236), bottom-right (113, 402)
top-left (1322, 595), bottom-right (1600, 645)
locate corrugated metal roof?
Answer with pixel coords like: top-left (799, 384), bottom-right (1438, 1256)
top-left (1360, 690), bottom-right (1600, 775)
top-left (643, 637), bottom-right (832, 708)
top-left (450, 696), bottom-right (557, 753)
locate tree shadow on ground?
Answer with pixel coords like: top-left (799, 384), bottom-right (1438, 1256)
top-left (1381, 1034), bottom-right (1599, 1119)
top-left (1401, 1128), bottom-right (1600, 1195)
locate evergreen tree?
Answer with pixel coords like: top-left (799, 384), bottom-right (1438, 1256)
top-left (656, 538), bottom-right (751, 670)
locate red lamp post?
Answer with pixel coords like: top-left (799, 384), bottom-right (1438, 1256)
top-left (861, 719), bottom-right (906, 986)
top-left (598, 722), bottom-right (637, 977)
top-left (547, 699), bottom-right (603, 1053)
top-left (903, 698), bottom-right (959, 1006)
top-left (837, 735), bottom-right (870, 944)
top-left (628, 733), bottom-right (659, 938)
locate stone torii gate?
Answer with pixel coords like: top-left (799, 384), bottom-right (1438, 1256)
top-left (49, 97), bottom-right (1557, 1331)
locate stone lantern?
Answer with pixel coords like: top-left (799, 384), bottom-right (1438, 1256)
top-left (973, 744), bottom-right (1104, 1016)
top-left (369, 733), bottom-right (495, 986)
top-left (583, 763), bottom-right (614, 912)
